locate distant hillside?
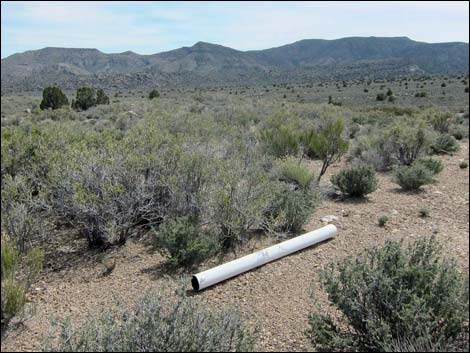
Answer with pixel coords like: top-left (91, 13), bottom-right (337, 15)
top-left (1, 36), bottom-right (468, 94)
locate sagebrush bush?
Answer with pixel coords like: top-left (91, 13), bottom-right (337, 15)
top-left (349, 133), bottom-right (395, 171)
top-left (1, 234), bottom-right (43, 330)
top-left (431, 133), bottom-right (460, 154)
top-left (416, 157), bottom-right (444, 175)
top-left (263, 182), bottom-right (318, 235)
top-left (429, 112), bottom-right (451, 133)
top-left (261, 124), bottom-right (299, 157)
top-left (378, 215), bottom-right (388, 227)
top-left (276, 158), bottom-right (314, 189)
top-left (331, 164), bottom-right (378, 197)
top-left (306, 236), bottom-right (469, 352)
top-left (393, 163), bottom-right (435, 190)
top-left (419, 206), bottom-right (430, 218)
top-left (386, 122), bottom-right (429, 165)
top-left (301, 118), bottom-right (349, 181)
top-left (1, 175), bottom-right (36, 253)
top-left (44, 292), bottom-right (256, 352)
top-left (153, 217), bottom-right (219, 269)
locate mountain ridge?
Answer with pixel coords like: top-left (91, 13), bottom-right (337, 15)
top-left (2, 36), bottom-right (468, 94)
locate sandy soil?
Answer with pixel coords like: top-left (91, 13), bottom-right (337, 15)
top-left (2, 142), bottom-right (468, 352)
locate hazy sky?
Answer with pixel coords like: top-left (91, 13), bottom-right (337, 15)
top-left (2, 1), bottom-right (469, 58)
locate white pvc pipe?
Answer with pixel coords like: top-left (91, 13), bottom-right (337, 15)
top-left (191, 224), bottom-right (337, 291)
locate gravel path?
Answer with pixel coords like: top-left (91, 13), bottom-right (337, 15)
top-left (2, 142), bottom-right (468, 352)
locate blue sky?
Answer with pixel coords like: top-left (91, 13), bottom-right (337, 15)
top-left (1, 1), bottom-right (469, 58)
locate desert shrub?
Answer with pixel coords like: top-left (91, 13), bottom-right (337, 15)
top-left (153, 216), bottom-right (219, 269)
top-left (210, 152), bottom-right (275, 249)
top-left (415, 91), bottom-right (427, 98)
top-left (1, 176), bottom-right (36, 253)
top-left (393, 164), bottom-right (435, 190)
top-left (263, 182), bottom-right (318, 235)
top-left (43, 127), bottom-right (174, 247)
top-left (378, 215), bottom-right (388, 227)
top-left (331, 164), bottom-right (378, 198)
top-left (429, 112), bottom-right (451, 133)
top-left (95, 89), bottom-right (110, 105)
top-left (349, 134), bottom-right (395, 171)
top-left (72, 87), bottom-right (97, 111)
top-left (431, 133), bottom-right (460, 154)
top-left (459, 161), bottom-right (468, 169)
top-left (415, 157), bottom-right (444, 175)
top-left (148, 89), bottom-right (160, 99)
top-left (261, 125), bottom-right (299, 157)
top-left (450, 125), bottom-right (467, 140)
top-left (376, 93), bottom-right (386, 101)
top-left (1, 234), bottom-right (43, 330)
top-left (419, 207), bottom-right (430, 218)
top-left (276, 158), bottom-right (314, 189)
top-left (306, 236), bottom-right (469, 352)
top-left (301, 118), bottom-right (349, 181)
top-left (44, 293), bottom-right (255, 352)
top-left (386, 122), bottom-right (429, 165)
top-left (382, 334), bottom-right (468, 352)
top-left (39, 86), bottom-right (69, 110)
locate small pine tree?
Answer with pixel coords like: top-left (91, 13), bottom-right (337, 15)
top-left (148, 89), bottom-right (160, 99)
top-left (39, 86), bottom-right (69, 110)
top-left (96, 89), bottom-right (110, 105)
top-left (72, 87), bottom-right (96, 111)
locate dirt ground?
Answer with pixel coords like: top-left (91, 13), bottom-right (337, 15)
top-left (2, 142), bottom-right (468, 352)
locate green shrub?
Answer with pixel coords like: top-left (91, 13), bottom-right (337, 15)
top-left (459, 161), bottom-right (468, 169)
top-left (72, 87), bottom-right (97, 111)
top-left (331, 164), bottom-right (378, 197)
top-left (415, 92), bottom-right (427, 98)
top-left (416, 157), bottom-right (444, 175)
top-left (450, 125), bottom-right (467, 140)
top-left (148, 89), bottom-right (160, 99)
top-left (393, 164), bottom-right (435, 190)
top-left (1, 234), bottom-right (43, 330)
top-left (39, 86), bottom-right (69, 110)
top-left (306, 236), bottom-right (469, 352)
top-left (378, 215), bottom-right (388, 227)
top-left (376, 93), bottom-right (386, 101)
top-left (95, 89), bottom-right (110, 105)
top-left (264, 182), bottom-right (318, 235)
top-left (431, 134), bottom-right (460, 154)
top-left (153, 217), bottom-right (219, 269)
top-left (276, 158), bottom-right (314, 189)
top-left (44, 293), bottom-right (255, 352)
top-left (382, 334), bottom-right (468, 352)
top-left (429, 112), bottom-right (450, 133)
top-left (302, 118), bottom-right (349, 182)
top-left (261, 125), bottom-right (299, 158)
top-left (386, 122), bottom-right (428, 166)
top-left (419, 207), bottom-right (430, 218)
top-left (1, 176), bottom-right (35, 253)
top-left (349, 134), bottom-right (395, 172)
